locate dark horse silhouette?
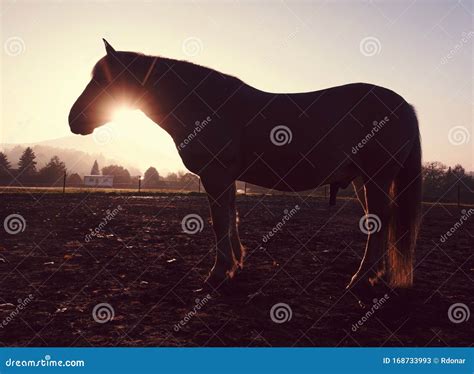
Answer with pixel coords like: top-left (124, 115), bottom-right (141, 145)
top-left (69, 40), bottom-right (422, 290)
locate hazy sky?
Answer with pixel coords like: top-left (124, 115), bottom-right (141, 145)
top-left (1, 0), bottom-right (472, 171)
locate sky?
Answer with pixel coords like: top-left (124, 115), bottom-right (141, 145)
top-left (1, 0), bottom-right (472, 172)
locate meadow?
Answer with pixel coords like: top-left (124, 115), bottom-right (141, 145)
top-left (0, 192), bottom-right (472, 346)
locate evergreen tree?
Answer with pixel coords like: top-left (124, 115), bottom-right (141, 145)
top-left (91, 160), bottom-right (100, 175)
top-left (18, 147), bottom-right (37, 181)
top-left (0, 152), bottom-right (11, 182)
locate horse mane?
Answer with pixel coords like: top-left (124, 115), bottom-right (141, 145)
top-left (91, 52), bottom-right (147, 79)
top-left (159, 57), bottom-right (243, 84)
top-left (91, 51), bottom-right (243, 86)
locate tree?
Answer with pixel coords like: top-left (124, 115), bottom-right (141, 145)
top-left (452, 164), bottom-right (466, 179)
top-left (38, 156), bottom-right (66, 185)
top-left (102, 165), bottom-right (131, 185)
top-left (18, 147), bottom-right (37, 182)
top-left (166, 172), bottom-right (178, 182)
top-left (143, 167), bottom-right (160, 187)
top-left (0, 152), bottom-right (11, 182)
top-left (67, 173), bottom-right (82, 186)
top-left (179, 172), bottom-right (199, 189)
top-left (90, 160), bottom-right (100, 175)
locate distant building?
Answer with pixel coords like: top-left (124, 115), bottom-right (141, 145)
top-left (83, 175), bottom-right (114, 187)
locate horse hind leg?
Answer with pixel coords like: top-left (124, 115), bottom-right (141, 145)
top-left (229, 183), bottom-right (245, 269)
top-left (352, 176), bottom-right (367, 214)
top-left (347, 177), bottom-right (392, 290)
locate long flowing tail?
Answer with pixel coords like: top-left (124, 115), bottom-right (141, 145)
top-left (387, 106), bottom-right (422, 287)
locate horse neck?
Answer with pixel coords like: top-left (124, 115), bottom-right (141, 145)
top-left (138, 58), bottom-right (217, 139)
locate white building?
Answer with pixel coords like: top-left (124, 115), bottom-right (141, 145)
top-left (83, 175), bottom-right (114, 187)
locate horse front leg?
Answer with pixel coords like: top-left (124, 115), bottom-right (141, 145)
top-left (202, 179), bottom-right (239, 287)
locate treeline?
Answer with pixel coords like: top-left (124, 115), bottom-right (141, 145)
top-left (0, 147), bottom-right (200, 189)
top-left (1, 148), bottom-right (472, 202)
top-left (0, 147), bottom-right (66, 185)
top-left (247, 162), bottom-right (474, 204)
top-left (421, 162), bottom-right (473, 202)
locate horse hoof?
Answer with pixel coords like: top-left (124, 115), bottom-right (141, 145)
top-left (204, 274), bottom-right (223, 288)
top-left (204, 269), bottom-right (231, 289)
top-left (348, 280), bottom-right (376, 301)
top-left (204, 265), bottom-right (242, 292)
top-left (347, 272), bottom-right (391, 303)
top-left (347, 267), bottom-right (386, 289)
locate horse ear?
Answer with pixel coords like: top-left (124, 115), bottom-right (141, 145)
top-left (102, 38), bottom-right (116, 55)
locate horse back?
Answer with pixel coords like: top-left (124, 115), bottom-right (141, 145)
top-left (235, 83), bottom-right (412, 190)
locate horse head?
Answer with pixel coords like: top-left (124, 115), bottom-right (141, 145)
top-left (68, 39), bottom-right (148, 135)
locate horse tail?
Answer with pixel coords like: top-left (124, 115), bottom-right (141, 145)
top-left (387, 105), bottom-right (422, 288)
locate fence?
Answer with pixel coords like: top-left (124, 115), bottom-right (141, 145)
top-left (1, 178), bottom-right (472, 206)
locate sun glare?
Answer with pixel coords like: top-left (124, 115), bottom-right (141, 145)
top-left (108, 106), bottom-right (159, 141)
top-left (101, 106), bottom-right (185, 173)
top-left (111, 106), bottom-right (143, 126)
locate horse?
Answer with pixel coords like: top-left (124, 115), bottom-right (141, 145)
top-left (69, 40), bottom-right (422, 291)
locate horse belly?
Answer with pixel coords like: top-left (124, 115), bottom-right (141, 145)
top-left (238, 105), bottom-right (369, 190)
top-left (238, 133), bottom-right (354, 192)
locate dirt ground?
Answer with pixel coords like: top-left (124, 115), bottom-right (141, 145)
top-left (0, 192), bottom-right (472, 347)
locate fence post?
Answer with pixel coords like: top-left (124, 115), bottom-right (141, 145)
top-left (457, 183), bottom-right (461, 208)
top-left (138, 177), bottom-right (142, 193)
top-left (62, 171), bottom-right (66, 194)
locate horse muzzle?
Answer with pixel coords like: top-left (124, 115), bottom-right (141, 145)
top-left (68, 110), bottom-right (94, 135)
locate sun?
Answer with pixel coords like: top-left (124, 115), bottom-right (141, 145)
top-left (108, 106), bottom-right (162, 144)
top-left (111, 106), bottom-right (146, 126)
top-left (102, 106), bottom-right (185, 172)
top-left (108, 106), bottom-right (158, 137)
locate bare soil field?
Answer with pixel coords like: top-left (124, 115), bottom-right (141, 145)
top-left (0, 192), bottom-right (472, 347)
